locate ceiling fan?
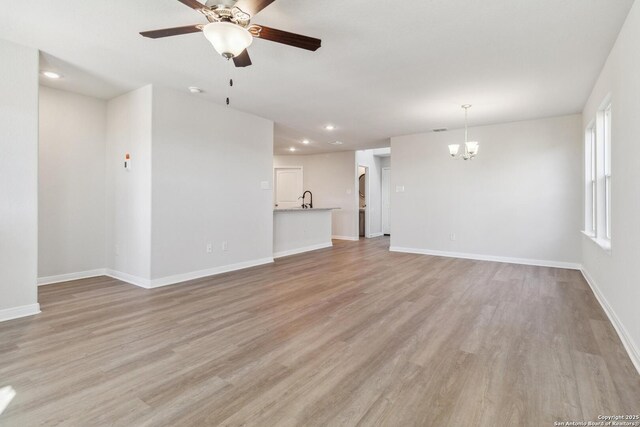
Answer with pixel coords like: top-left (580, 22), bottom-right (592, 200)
top-left (140, 0), bottom-right (322, 67)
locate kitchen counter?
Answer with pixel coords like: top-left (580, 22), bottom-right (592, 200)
top-left (273, 208), bottom-right (339, 258)
top-left (274, 207), bottom-right (339, 212)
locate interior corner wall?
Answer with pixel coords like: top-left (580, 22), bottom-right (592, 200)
top-left (0, 39), bottom-right (39, 318)
top-left (390, 114), bottom-right (582, 266)
top-left (38, 86), bottom-right (107, 280)
top-left (274, 151), bottom-right (358, 239)
top-left (356, 150), bottom-right (383, 236)
top-left (150, 86), bottom-right (274, 281)
top-left (106, 85), bottom-right (153, 282)
top-left (581, 0), bottom-right (640, 370)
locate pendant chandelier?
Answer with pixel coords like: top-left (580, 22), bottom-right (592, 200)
top-left (448, 104), bottom-right (479, 160)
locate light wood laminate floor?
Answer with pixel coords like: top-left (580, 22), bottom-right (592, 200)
top-left (1, 237), bottom-right (639, 426)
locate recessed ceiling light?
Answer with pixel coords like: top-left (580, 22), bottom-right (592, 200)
top-left (188, 86), bottom-right (203, 94)
top-left (302, 139), bottom-right (310, 144)
top-left (289, 147), bottom-right (296, 152)
top-left (42, 71), bottom-right (62, 79)
top-left (324, 124), bottom-right (335, 131)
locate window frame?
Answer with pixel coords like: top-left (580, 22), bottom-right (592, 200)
top-left (583, 97), bottom-right (612, 254)
top-left (584, 124), bottom-right (597, 237)
top-left (603, 104), bottom-right (612, 241)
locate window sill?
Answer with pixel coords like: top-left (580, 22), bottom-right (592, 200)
top-left (581, 231), bottom-right (611, 255)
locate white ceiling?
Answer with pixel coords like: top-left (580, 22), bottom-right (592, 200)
top-left (0, 0), bottom-right (634, 155)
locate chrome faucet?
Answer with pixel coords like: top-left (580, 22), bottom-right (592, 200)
top-left (299, 191), bottom-right (313, 209)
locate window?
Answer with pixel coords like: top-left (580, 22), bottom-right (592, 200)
top-left (584, 99), bottom-right (612, 252)
top-left (584, 125), bottom-right (596, 236)
top-left (603, 104), bottom-right (612, 240)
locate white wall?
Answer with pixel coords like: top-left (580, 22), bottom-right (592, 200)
top-left (38, 87), bottom-right (106, 279)
top-left (581, 1), bottom-right (640, 370)
top-left (390, 115), bottom-right (582, 266)
top-left (38, 84), bottom-right (274, 288)
top-left (356, 150), bottom-right (383, 236)
top-left (274, 151), bottom-right (358, 239)
top-left (151, 87), bottom-right (274, 280)
top-left (0, 39), bottom-right (39, 319)
top-left (106, 85), bottom-right (153, 281)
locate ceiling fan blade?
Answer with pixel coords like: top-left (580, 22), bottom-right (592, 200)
top-left (233, 49), bottom-right (252, 67)
top-left (249, 25), bottom-right (321, 51)
top-left (177, 0), bottom-right (205, 10)
top-left (140, 25), bottom-right (203, 39)
top-left (235, 0), bottom-right (276, 16)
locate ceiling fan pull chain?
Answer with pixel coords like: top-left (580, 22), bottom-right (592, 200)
top-left (225, 58), bottom-right (233, 106)
top-left (225, 77), bottom-right (230, 106)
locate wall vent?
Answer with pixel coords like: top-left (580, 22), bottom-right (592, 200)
top-left (433, 128), bottom-right (448, 132)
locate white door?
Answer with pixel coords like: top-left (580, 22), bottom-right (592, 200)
top-left (274, 167), bottom-right (303, 208)
top-left (382, 167), bottom-right (391, 235)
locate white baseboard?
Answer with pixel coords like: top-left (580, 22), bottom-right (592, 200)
top-left (580, 268), bottom-right (640, 375)
top-left (105, 269), bottom-right (151, 289)
top-left (367, 232), bottom-right (384, 238)
top-left (48, 258), bottom-right (275, 290)
top-left (388, 246), bottom-right (581, 270)
top-left (274, 242), bottom-right (332, 259)
top-left (147, 257), bottom-right (274, 289)
top-left (332, 235), bottom-right (359, 241)
top-left (0, 303), bottom-right (40, 322)
top-left (38, 269), bottom-right (107, 286)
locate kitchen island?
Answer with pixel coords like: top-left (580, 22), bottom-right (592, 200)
top-left (273, 208), bottom-right (338, 258)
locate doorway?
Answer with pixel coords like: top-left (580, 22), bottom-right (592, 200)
top-left (382, 167), bottom-right (391, 235)
top-left (358, 165), bottom-right (368, 238)
top-left (274, 167), bottom-right (303, 209)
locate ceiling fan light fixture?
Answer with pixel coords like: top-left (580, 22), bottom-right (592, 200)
top-left (203, 22), bottom-right (253, 59)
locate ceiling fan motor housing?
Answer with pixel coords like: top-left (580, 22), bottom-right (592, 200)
top-left (205, 0), bottom-right (237, 8)
top-left (202, 2), bottom-right (251, 27)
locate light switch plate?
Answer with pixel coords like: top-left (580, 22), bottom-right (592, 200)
top-left (396, 185), bottom-right (405, 193)
top-left (260, 181), bottom-right (270, 190)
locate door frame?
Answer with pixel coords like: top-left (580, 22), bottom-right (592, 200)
top-left (273, 166), bottom-right (303, 208)
top-left (381, 166), bottom-right (391, 236)
top-left (357, 164), bottom-right (370, 238)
